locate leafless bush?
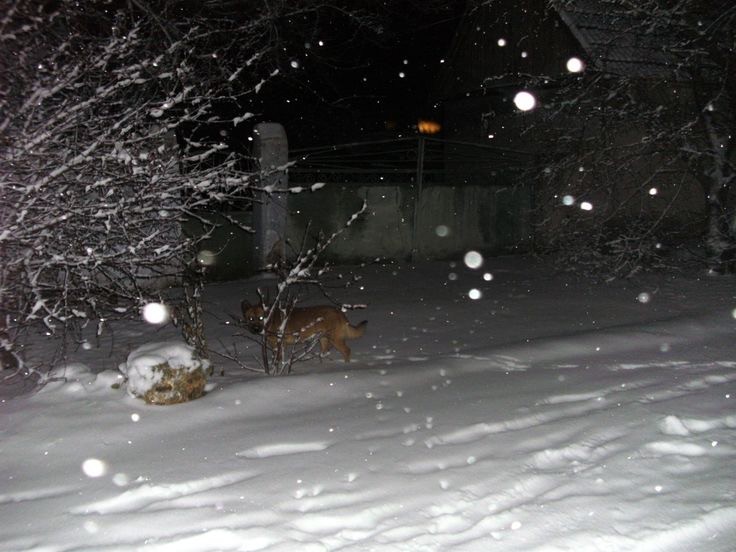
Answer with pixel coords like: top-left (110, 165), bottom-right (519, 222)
top-left (233, 202), bottom-right (367, 375)
top-left (548, 218), bottom-right (683, 281)
top-left (0, 1), bottom-right (374, 372)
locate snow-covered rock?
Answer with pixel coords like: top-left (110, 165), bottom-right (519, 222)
top-left (118, 341), bottom-right (209, 405)
top-left (39, 363), bottom-right (124, 395)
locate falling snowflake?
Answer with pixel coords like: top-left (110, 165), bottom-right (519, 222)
top-left (435, 225), bottom-right (450, 237)
top-left (566, 57), bottom-right (585, 73)
top-left (142, 302), bottom-right (170, 325)
top-left (464, 251), bottom-right (484, 269)
top-left (513, 91), bottom-right (536, 111)
top-left (81, 458), bottom-right (107, 478)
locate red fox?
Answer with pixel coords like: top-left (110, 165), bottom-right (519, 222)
top-left (241, 301), bottom-right (366, 362)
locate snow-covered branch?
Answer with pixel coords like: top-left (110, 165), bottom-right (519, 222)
top-left (0, 0), bottom-right (372, 368)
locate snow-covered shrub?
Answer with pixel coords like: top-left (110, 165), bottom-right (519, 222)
top-left (0, 2), bottom-right (259, 367)
top-left (119, 342), bottom-right (210, 405)
top-left (0, 1), bottom-right (378, 372)
top-left (548, 218), bottom-right (677, 281)
top-left (39, 363), bottom-right (125, 395)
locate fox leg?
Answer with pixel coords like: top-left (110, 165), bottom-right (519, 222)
top-left (275, 343), bottom-right (283, 364)
top-left (319, 337), bottom-right (331, 355)
top-left (331, 338), bottom-right (351, 362)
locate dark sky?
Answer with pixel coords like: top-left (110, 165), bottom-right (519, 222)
top-left (256, 2), bottom-right (466, 147)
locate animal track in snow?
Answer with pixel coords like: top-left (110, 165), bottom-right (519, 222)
top-left (452, 354), bottom-right (529, 372)
top-left (638, 371), bottom-right (736, 403)
top-left (530, 432), bottom-right (625, 472)
top-left (424, 399), bottom-right (615, 448)
top-left (71, 471), bottom-right (256, 515)
top-left (537, 378), bottom-right (656, 405)
top-left (645, 414), bottom-right (736, 459)
top-left (613, 361), bottom-right (689, 371)
top-left (403, 453), bottom-right (482, 475)
top-left (354, 423), bottom-right (422, 442)
top-left (0, 485), bottom-right (76, 506)
top-left (280, 487), bottom-right (385, 514)
top-left (289, 502), bottom-right (405, 536)
top-left (479, 474), bottom-right (560, 518)
top-left (643, 441), bottom-right (709, 457)
top-left (237, 441), bottom-right (332, 459)
top-left (139, 527), bottom-right (278, 552)
top-left (659, 414), bottom-right (736, 436)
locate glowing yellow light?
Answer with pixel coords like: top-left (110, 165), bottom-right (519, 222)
top-left (418, 119), bottom-right (441, 134)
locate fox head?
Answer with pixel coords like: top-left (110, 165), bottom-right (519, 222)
top-left (241, 300), bottom-right (266, 334)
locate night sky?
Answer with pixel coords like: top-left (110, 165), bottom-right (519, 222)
top-left (254, 1), bottom-right (465, 148)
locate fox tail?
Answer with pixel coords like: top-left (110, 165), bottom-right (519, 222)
top-left (345, 320), bottom-right (367, 339)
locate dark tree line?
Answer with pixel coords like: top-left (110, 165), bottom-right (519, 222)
top-left (489, 0), bottom-right (735, 276)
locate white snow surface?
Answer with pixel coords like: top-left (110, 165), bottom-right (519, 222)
top-left (1, 257), bottom-right (735, 551)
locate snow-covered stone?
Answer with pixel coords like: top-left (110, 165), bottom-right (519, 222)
top-left (40, 363), bottom-right (124, 395)
top-left (118, 341), bottom-right (209, 405)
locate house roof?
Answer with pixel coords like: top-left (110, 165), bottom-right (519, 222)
top-left (435, 0), bottom-right (698, 99)
top-left (556, 0), bottom-right (682, 78)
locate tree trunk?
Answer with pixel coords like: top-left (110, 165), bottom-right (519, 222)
top-left (699, 109), bottom-right (735, 273)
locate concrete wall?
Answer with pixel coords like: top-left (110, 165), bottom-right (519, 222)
top-left (287, 181), bottom-right (532, 264)
top-left (187, 181), bottom-right (532, 280)
top-left (180, 122), bottom-right (531, 280)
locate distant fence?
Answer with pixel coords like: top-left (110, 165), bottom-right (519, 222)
top-left (287, 136), bottom-right (533, 264)
top-left (190, 135), bottom-right (534, 280)
top-left (289, 136), bottom-right (530, 187)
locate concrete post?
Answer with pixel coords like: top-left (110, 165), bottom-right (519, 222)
top-left (252, 123), bottom-right (288, 271)
top-left (410, 136), bottom-right (426, 261)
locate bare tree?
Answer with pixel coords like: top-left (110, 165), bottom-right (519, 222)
top-left (0, 0), bottom-right (376, 373)
top-left (489, 0), bottom-right (735, 276)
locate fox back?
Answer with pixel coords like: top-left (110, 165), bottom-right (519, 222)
top-left (241, 301), bottom-right (366, 362)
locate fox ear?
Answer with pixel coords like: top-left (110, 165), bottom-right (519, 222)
top-left (241, 300), bottom-right (250, 313)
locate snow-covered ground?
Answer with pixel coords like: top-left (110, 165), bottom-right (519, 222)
top-left (1, 256), bottom-right (735, 551)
